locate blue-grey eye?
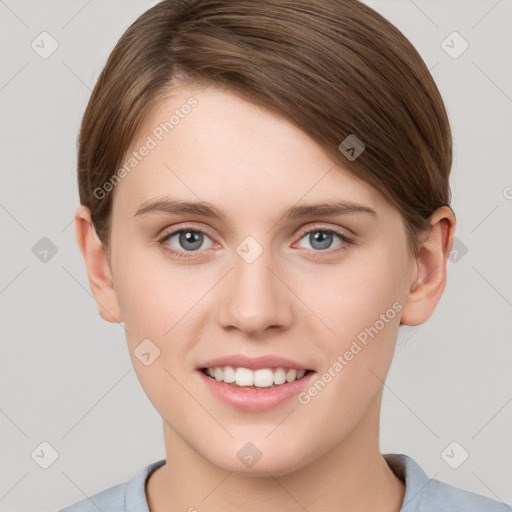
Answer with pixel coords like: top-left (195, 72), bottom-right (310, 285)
top-left (298, 230), bottom-right (344, 251)
top-left (166, 230), bottom-right (213, 251)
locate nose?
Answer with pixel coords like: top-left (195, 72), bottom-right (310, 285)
top-left (216, 244), bottom-right (294, 337)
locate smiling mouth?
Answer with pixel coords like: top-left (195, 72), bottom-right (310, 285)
top-left (200, 366), bottom-right (314, 389)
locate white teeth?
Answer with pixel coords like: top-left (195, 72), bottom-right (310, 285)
top-left (273, 367), bottom-right (287, 385)
top-left (253, 369), bottom-right (274, 387)
top-left (285, 369), bottom-right (297, 382)
top-left (234, 367), bottom-right (253, 386)
top-left (222, 365), bottom-right (236, 383)
top-left (203, 366), bottom-right (309, 388)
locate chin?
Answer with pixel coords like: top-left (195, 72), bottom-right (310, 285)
top-left (203, 440), bottom-right (311, 477)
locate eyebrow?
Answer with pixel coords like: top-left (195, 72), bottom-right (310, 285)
top-left (133, 196), bottom-right (377, 220)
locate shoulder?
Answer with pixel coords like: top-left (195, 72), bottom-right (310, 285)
top-left (384, 453), bottom-right (511, 512)
top-left (57, 482), bottom-right (126, 512)
top-left (57, 459), bottom-right (166, 512)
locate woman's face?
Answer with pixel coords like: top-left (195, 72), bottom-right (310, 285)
top-left (108, 84), bottom-right (417, 475)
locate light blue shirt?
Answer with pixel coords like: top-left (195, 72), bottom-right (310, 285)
top-left (58, 453), bottom-right (511, 511)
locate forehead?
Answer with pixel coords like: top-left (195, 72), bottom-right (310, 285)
top-left (112, 84), bottom-right (391, 220)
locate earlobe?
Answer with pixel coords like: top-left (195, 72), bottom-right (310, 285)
top-left (74, 206), bottom-right (123, 323)
top-left (400, 206), bottom-right (456, 326)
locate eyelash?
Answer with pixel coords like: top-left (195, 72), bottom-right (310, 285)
top-left (156, 224), bottom-right (355, 260)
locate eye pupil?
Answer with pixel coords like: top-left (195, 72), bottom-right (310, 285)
top-left (180, 230), bottom-right (203, 251)
top-left (310, 231), bottom-right (333, 250)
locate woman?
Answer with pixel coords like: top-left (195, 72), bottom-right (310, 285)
top-left (60, 0), bottom-right (509, 510)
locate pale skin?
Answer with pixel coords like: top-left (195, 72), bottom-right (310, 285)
top-left (75, 84), bottom-right (455, 511)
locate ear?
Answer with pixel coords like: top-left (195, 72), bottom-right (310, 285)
top-left (401, 206), bottom-right (456, 326)
top-left (74, 206), bottom-right (123, 323)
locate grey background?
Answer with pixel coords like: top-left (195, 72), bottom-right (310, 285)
top-left (0, 0), bottom-right (511, 510)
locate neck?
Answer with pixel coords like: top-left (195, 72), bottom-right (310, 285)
top-left (146, 394), bottom-right (405, 512)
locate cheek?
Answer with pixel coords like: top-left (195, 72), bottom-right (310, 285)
top-left (292, 271), bottom-right (402, 445)
top-left (113, 245), bottom-right (197, 341)
top-left (112, 247), bottom-right (211, 398)
top-left (112, 251), bottom-right (199, 415)
top-left (292, 247), bottom-right (405, 401)
top-left (296, 252), bottom-right (405, 345)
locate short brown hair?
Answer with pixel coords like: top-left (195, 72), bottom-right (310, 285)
top-left (77, 0), bottom-right (453, 257)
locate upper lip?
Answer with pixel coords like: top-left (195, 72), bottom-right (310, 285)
top-left (198, 354), bottom-right (313, 371)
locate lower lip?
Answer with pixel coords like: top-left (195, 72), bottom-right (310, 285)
top-left (197, 370), bottom-right (316, 412)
